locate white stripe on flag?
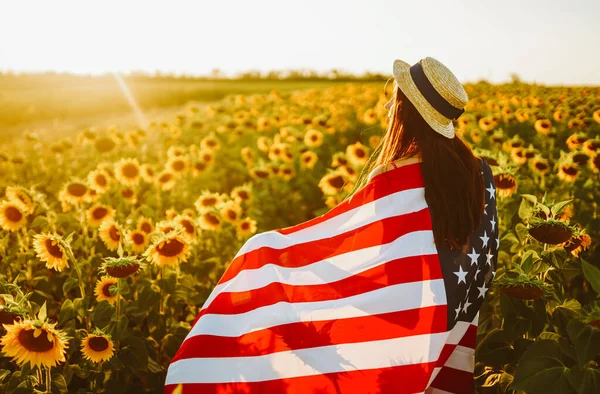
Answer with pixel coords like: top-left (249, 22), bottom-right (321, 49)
top-left (202, 230), bottom-right (437, 309)
top-left (167, 331), bottom-right (448, 384)
top-left (186, 279), bottom-right (447, 339)
top-left (233, 187), bottom-right (427, 260)
top-left (445, 345), bottom-right (474, 372)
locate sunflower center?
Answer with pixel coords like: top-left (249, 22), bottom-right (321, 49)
top-left (588, 142), bottom-right (600, 151)
top-left (122, 163), bottom-right (139, 178)
top-left (158, 172), bottom-right (173, 184)
top-left (5, 206), bottom-right (23, 222)
top-left (180, 220), bottom-right (195, 234)
top-left (18, 328), bottom-right (55, 352)
top-left (92, 207), bottom-right (108, 220)
top-left (44, 238), bottom-right (64, 258)
top-left (158, 239), bottom-right (185, 257)
top-left (202, 198), bottom-right (217, 206)
top-left (255, 170), bottom-right (270, 178)
top-left (162, 226), bottom-right (174, 233)
top-left (173, 160), bottom-right (185, 171)
top-left (132, 233), bottom-right (145, 244)
top-left (241, 222), bottom-right (250, 230)
top-left (327, 175), bottom-right (345, 189)
top-left (109, 226), bottom-right (121, 242)
top-left (202, 153), bottom-right (212, 162)
top-left (207, 140), bottom-right (216, 147)
top-left (355, 149), bottom-right (366, 158)
top-left (227, 210), bottom-right (237, 220)
top-left (496, 174), bottom-right (516, 189)
top-left (572, 154), bottom-right (589, 166)
top-left (121, 189), bottom-right (134, 198)
top-left (562, 166), bottom-right (578, 176)
top-left (95, 175), bottom-right (107, 187)
top-left (67, 183), bottom-right (88, 197)
top-left (140, 222), bottom-right (152, 233)
top-left (310, 135), bottom-right (318, 142)
top-left (195, 162), bottom-right (206, 171)
top-left (535, 162), bottom-right (549, 170)
top-left (88, 336), bottom-right (109, 352)
top-left (237, 191), bottom-right (249, 200)
top-left (205, 213), bottom-right (220, 226)
top-left (102, 282), bottom-right (115, 297)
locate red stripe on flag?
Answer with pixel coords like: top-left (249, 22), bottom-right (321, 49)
top-left (458, 323), bottom-right (477, 349)
top-left (198, 253), bottom-right (441, 317)
top-left (219, 208), bottom-right (432, 284)
top-left (429, 366), bottom-right (474, 393)
top-left (164, 360), bottom-right (437, 394)
top-left (276, 163), bottom-right (423, 236)
top-left (171, 305), bottom-right (448, 362)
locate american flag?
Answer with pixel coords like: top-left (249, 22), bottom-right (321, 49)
top-left (165, 157), bottom-right (498, 394)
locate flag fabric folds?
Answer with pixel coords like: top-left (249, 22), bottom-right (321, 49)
top-left (165, 156), bottom-right (498, 394)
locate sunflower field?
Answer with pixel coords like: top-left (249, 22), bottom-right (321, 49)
top-left (0, 81), bottom-right (600, 394)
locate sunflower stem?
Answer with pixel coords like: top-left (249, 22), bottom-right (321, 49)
top-left (46, 366), bottom-right (51, 393)
top-left (159, 265), bottom-right (165, 315)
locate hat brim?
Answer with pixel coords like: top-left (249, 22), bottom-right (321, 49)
top-left (392, 59), bottom-right (455, 139)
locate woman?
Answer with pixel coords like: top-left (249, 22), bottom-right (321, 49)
top-left (165, 57), bottom-right (498, 394)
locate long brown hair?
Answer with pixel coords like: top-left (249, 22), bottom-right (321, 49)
top-left (345, 84), bottom-right (484, 250)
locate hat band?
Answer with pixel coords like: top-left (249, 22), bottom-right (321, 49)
top-left (409, 62), bottom-right (465, 120)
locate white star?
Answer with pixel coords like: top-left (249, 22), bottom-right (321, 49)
top-left (467, 248), bottom-right (479, 266)
top-left (480, 231), bottom-right (490, 248)
top-left (477, 284), bottom-right (489, 299)
top-left (475, 267), bottom-right (481, 280)
top-left (486, 183), bottom-right (496, 200)
top-left (454, 265), bottom-right (468, 284)
top-left (490, 217), bottom-right (496, 233)
top-left (484, 203), bottom-right (488, 215)
top-left (462, 299), bottom-right (472, 313)
top-left (486, 251), bottom-right (494, 266)
top-left (455, 302), bottom-right (462, 319)
top-left (495, 236), bottom-right (500, 250)
top-left (492, 271), bottom-right (497, 279)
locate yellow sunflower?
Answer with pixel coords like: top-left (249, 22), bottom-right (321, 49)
top-left (5, 186), bottom-right (35, 215)
top-left (534, 119), bottom-right (552, 135)
top-left (529, 156), bottom-right (550, 175)
top-left (143, 232), bottom-right (192, 266)
top-left (256, 136), bottom-right (272, 152)
top-left (167, 145), bottom-right (186, 158)
top-left (126, 229), bottom-right (149, 254)
top-left (493, 173), bottom-right (518, 198)
top-left (94, 136), bottom-right (117, 153)
top-left (0, 200), bottom-right (27, 232)
top-left (566, 133), bottom-right (588, 151)
top-left (199, 150), bottom-right (216, 167)
top-left (249, 165), bottom-right (272, 180)
top-left (201, 135), bottom-right (221, 151)
top-left (114, 158), bottom-right (141, 186)
top-left (304, 128), bottom-right (324, 148)
top-left (590, 152), bottom-right (600, 173)
top-left (346, 142), bottom-right (369, 168)
top-left (120, 188), bottom-right (137, 204)
top-left (136, 216), bottom-right (154, 234)
top-left (98, 220), bottom-right (123, 251)
top-left (279, 164), bottom-right (296, 181)
top-left (0, 320), bottom-right (68, 368)
top-left (198, 211), bottom-right (223, 232)
top-left (155, 220), bottom-right (180, 235)
top-left (240, 146), bottom-right (255, 164)
top-left (583, 139), bottom-right (600, 156)
top-left (59, 180), bottom-right (91, 206)
top-left (300, 151), bottom-right (319, 169)
top-left (368, 135), bottom-right (381, 149)
top-left (236, 217), bottom-right (257, 240)
top-left (194, 191), bottom-right (224, 214)
top-left (140, 164), bottom-right (155, 183)
top-left (81, 332), bottom-right (115, 363)
top-left (166, 156), bottom-right (190, 177)
top-left (268, 142), bottom-right (285, 162)
top-left (87, 169), bottom-right (111, 193)
top-left (593, 109), bottom-right (600, 124)
top-left (174, 215), bottom-right (198, 243)
top-left (94, 277), bottom-right (118, 304)
top-left (318, 172), bottom-right (348, 196)
top-left (553, 110), bottom-right (565, 123)
top-left (338, 164), bottom-right (359, 182)
top-left (191, 161), bottom-right (208, 177)
top-left (331, 152), bottom-right (348, 168)
top-left (230, 183), bottom-right (253, 205)
top-left (510, 147), bottom-right (528, 165)
top-left (557, 163), bottom-right (579, 183)
top-left (32, 233), bottom-right (69, 272)
top-left (155, 170), bottom-right (177, 191)
top-left (362, 108), bottom-right (378, 125)
top-left (219, 201), bottom-right (243, 224)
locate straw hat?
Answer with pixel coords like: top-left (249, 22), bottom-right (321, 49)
top-left (392, 57), bottom-right (468, 139)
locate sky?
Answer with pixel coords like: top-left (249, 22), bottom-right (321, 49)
top-left (1, 0), bottom-right (599, 85)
